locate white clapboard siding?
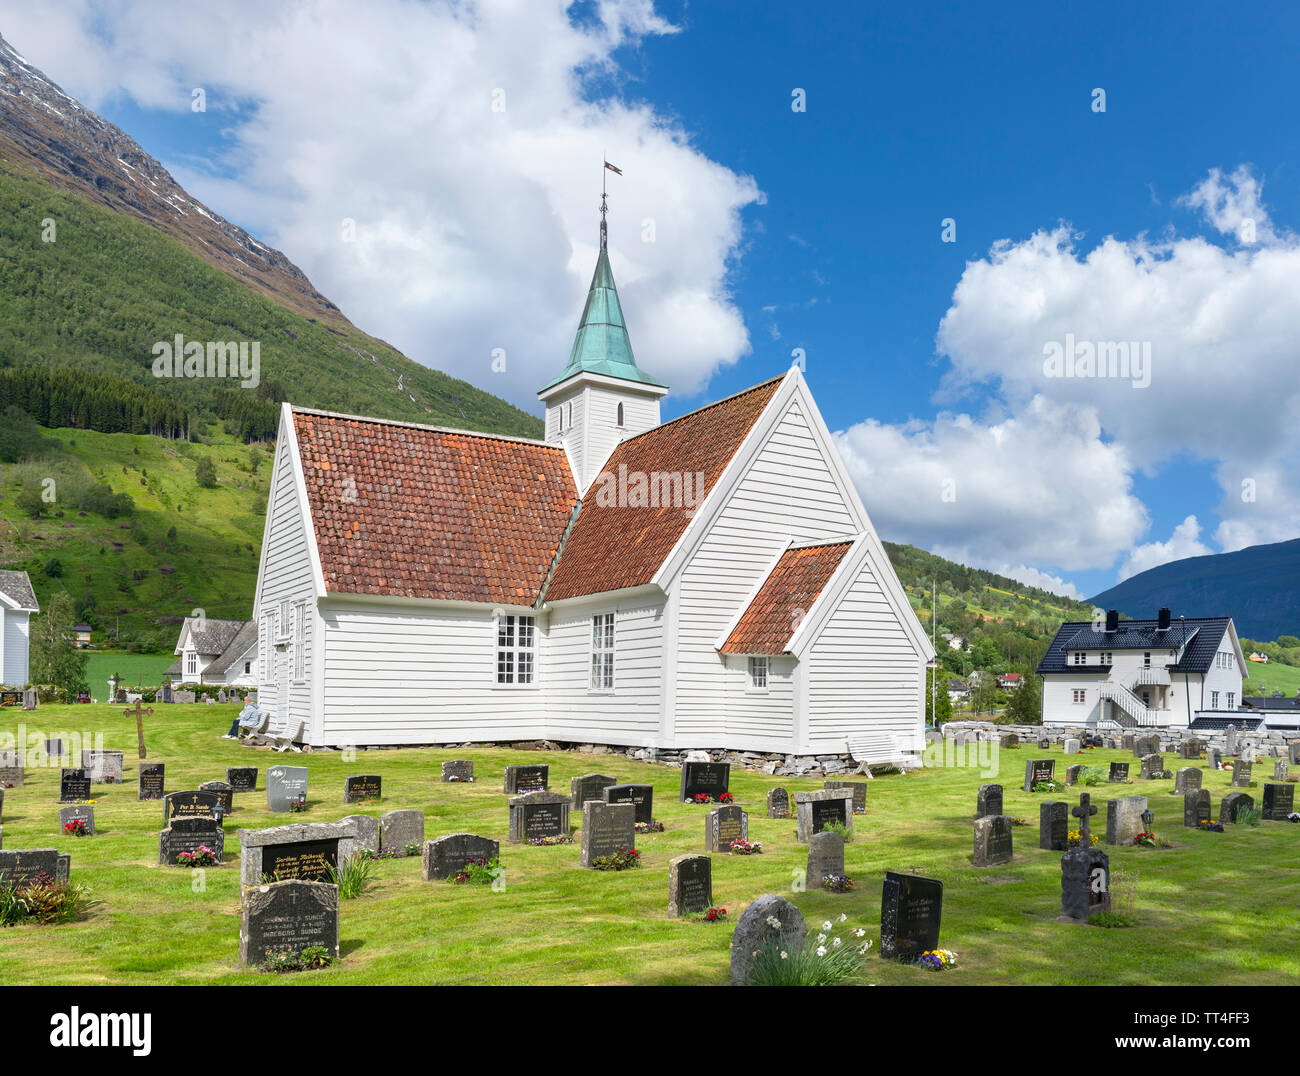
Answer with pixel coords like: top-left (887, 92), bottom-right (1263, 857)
top-left (319, 601), bottom-right (545, 745)
top-left (719, 653), bottom-right (796, 747)
top-left (675, 399), bottom-right (856, 744)
top-left (542, 596), bottom-right (665, 744)
top-left (255, 429), bottom-right (316, 733)
top-left (805, 558), bottom-right (924, 752)
top-left (1, 610), bottom-right (24, 686)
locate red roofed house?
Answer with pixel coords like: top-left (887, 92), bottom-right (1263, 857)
top-left (253, 218), bottom-right (933, 757)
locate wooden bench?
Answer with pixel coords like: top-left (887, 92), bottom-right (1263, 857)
top-left (845, 732), bottom-right (920, 778)
top-left (267, 714), bottom-right (304, 753)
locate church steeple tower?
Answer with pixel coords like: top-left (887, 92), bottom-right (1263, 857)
top-left (539, 183), bottom-right (668, 494)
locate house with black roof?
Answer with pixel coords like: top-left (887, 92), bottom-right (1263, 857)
top-left (1036, 608), bottom-right (1244, 729)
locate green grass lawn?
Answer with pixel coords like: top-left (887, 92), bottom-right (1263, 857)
top-left (2, 704), bottom-right (1298, 985)
top-left (83, 652), bottom-right (177, 696)
top-left (1244, 661), bottom-right (1300, 699)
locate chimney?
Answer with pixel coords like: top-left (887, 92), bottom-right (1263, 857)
top-left (1105, 609), bottom-right (1119, 633)
top-left (1157, 607), bottom-right (1171, 631)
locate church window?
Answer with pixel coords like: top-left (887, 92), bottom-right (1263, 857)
top-left (497, 614), bottom-right (535, 685)
top-left (749, 656), bottom-right (768, 690)
top-left (591, 613), bottom-right (615, 689)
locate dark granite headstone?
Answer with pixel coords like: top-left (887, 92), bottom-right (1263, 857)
top-left (239, 821), bottom-right (358, 886)
top-left (1219, 792), bottom-right (1254, 825)
top-left (807, 830), bottom-right (846, 889)
top-left (668, 854), bottom-right (712, 916)
top-left (343, 775), bottom-right (382, 803)
top-left (199, 781), bottom-right (234, 814)
top-left (507, 790), bottom-right (570, 842)
top-left (227, 767), bottom-right (258, 793)
top-left (570, 773), bottom-right (618, 812)
top-left (162, 790), bottom-right (223, 824)
top-left (680, 761), bottom-right (730, 801)
top-left (766, 786), bottom-right (791, 819)
top-left (1262, 783), bottom-right (1294, 821)
top-left (880, 871), bottom-right (943, 960)
top-left (976, 783), bottom-right (1003, 818)
top-left (1039, 800), bottom-right (1068, 850)
top-left (1174, 767), bottom-right (1202, 794)
top-left (503, 764), bottom-right (549, 794)
top-left (603, 783), bottom-right (653, 824)
top-left (1183, 789), bottom-right (1211, 828)
top-left (580, 801), bottom-right (636, 867)
top-left (441, 760), bottom-right (474, 782)
top-left (973, 815), bottom-right (1013, 866)
top-left (0, 848), bottom-right (70, 886)
top-left (58, 804), bottom-right (95, 836)
top-left (794, 789), bottom-right (853, 842)
top-left (239, 879), bottom-right (339, 967)
top-left (266, 765), bottom-right (309, 812)
top-left (421, 833), bottom-right (500, 881)
top-left (1108, 761), bottom-right (1130, 782)
top-left (138, 763), bottom-right (165, 801)
top-left (1060, 846), bottom-right (1110, 921)
top-left (706, 803), bottom-right (748, 853)
top-left (59, 768), bottom-right (91, 803)
top-left (824, 780), bottom-right (867, 814)
top-left (1133, 734), bottom-right (1159, 758)
top-left (158, 815), bottom-right (224, 865)
top-left (1231, 760), bottom-right (1252, 788)
top-left (1024, 758), bottom-right (1055, 791)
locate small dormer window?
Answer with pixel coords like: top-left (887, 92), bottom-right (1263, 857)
top-left (616, 402), bottom-right (625, 427)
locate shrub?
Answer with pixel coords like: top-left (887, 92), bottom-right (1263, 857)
top-left (261, 945), bottom-right (335, 973)
top-left (451, 856), bottom-right (500, 885)
top-left (326, 854), bottom-right (376, 900)
top-left (819, 820), bottom-right (852, 843)
top-left (743, 916), bottom-right (873, 986)
top-left (0, 873), bottom-right (99, 927)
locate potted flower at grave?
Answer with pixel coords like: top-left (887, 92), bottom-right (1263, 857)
top-left (701, 907), bottom-right (727, 922)
top-left (63, 818), bottom-right (88, 837)
top-left (719, 792), bottom-right (734, 803)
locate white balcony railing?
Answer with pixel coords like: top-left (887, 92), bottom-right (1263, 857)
top-left (1133, 667), bottom-right (1171, 687)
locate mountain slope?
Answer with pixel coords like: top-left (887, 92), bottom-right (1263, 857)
top-left (1090, 538), bottom-right (1300, 640)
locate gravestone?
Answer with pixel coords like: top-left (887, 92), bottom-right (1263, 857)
top-left (158, 815), bottom-right (225, 865)
top-left (1121, 734), bottom-right (1136, 751)
top-left (680, 761), bottom-right (730, 802)
top-left (1060, 846), bottom-right (1110, 921)
top-left (1133, 734), bottom-right (1159, 758)
top-left (1108, 761), bottom-right (1130, 782)
top-left (238, 821), bottom-right (358, 887)
top-left (603, 783), bottom-right (654, 824)
top-left (340, 814), bottom-right (379, 855)
top-left (266, 765), bottom-right (309, 812)
top-left (1106, 795), bottom-right (1148, 845)
top-left (503, 764), bottom-right (549, 794)
top-left (1231, 760), bottom-right (1252, 788)
top-left (138, 763), bottom-right (165, 801)
top-left (507, 791), bottom-right (571, 843)
top-left (1039, 800), bottom-right (1069, 850)
top-left (976, 784), bottom-right (1003, 818)
top-left (1064, 737), bottom-right (1081, 755)
top-left (422, 833), bottom-right (500, 881)
top-left (59, 768), bottom-right (91, 803)
top-left (44, 738), bottom-right (65, 763)
top-left (1261, 783), bottom-right (1295, 821)
top-left (1288, 741), bottom-right (1300, 765)
top-left (793, 788), bottom-right (853, 843)
top-left (0, 848), bottom-right (70, 886)
top-left (1207, 746), bottom-right (1223, 770)
top-left (973, 815), bottom-right (1013, 866)
top-left (199, 781), bottom-right (234, 814)
top-left (1139, 754), bottom-right (1164, 779)
top-left (1273, 760), bottom-right (1289, 782)
top-left (730, 894), bottom-right (806, 984)
top-left (668, 854), bottom-right (712, 917)
top-left (1174, 767), bottom-right (1202, 794)
top-left (706, 803), bottom-right (749, 853)
top-left (1066, 764), bottom-right (1085, 786)
top-left (580, 801), bottom-right (636, 867)
top-left (227, 767), bottom-right (258, 793)
top-left (0, 751), bottom-right (22, 787)
top-left (1000, 733), bottom-right (1020, 749)
top-left (880, 872), bottom-right (943, 961)
top-left (1225, 726), bottom-right (1238, 755)
top-left (807, 830), bottom-right (846, 889)
top-left (343, 775), bottom-right (382, 804)
top-left (1184, 789), bottom-right (1212, 828)
top-left (1179, 739), bottom-right (1205, 759)
top-left (58, 804), bottom-right (95, 836)
top-left (766, 787), bottom-right (791, 819)
top-left (81, 749), bottom-right (124, 783)
top-left (173, 690), bottom-right (196, 704)
top-left (1219, 792), bottom-right (1254, 825)
top-left (570, 773), bottom-right (618, 813)
top-left (441, 760), bottom-right (474, 782)
top-left (823, 780), bottom-right (867, 814)
top-left (1024, 758), bottom-right (1055, 792)
top-left (239, 879), bottom-right (339, 967)
top-left (379, 809), bottom-right (424, 852)
top-left (162, 790), bottom-right (223, 824)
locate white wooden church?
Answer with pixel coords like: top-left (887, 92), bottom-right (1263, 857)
top-left (254, 213), bottom-right (933, 754)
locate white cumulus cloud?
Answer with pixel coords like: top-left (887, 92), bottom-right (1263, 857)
top-left (1116, 515), bottom-right (1213, 582)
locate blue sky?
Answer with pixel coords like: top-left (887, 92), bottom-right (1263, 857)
top-left (9, 0), bottom-right (1300, 602)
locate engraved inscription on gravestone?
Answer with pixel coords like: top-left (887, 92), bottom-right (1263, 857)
top-left (239, 879), bottom-right (339, 967)
top-left (603, 783), bottom-right (653, 824)
top-left (580, 801), bottom-right (636, 867)
top-left (880, 871), bottom-right (942, 960)
top-left (59, 768), bottom-right (91, 803)
top-left (344, 775), bottom-right (382, 803)
top-left (138, 763), bottom-right (165, 801)
top-left (668, 854), bottom-right (712, 917)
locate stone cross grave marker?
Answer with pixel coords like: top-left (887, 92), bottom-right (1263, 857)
top-left (1072, 792), bottom-right (1098, 846)
top-left (123, 699), bottom-right (153, 759)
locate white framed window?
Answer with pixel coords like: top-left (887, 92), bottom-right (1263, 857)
top-left (258, 615), bottom-right (271, 682)
top-left (591, 613), bottom-right (614, 690)
top-left (496, 614), bottom-right (536, 685)
top-left (1226, 692), bottom-right (1235, 709)
top-left (292, 602), bottom-right (306, 682)
top-left (748, 655), bottom-right (769, 691)
top-left (1073, 652), bottom-right (1086, 665)
top-left (185, 651), bottom-right (197, 677)
top-left (1143, 652), bottom-right (1151, 668)
top-left (277, 599), bottom-right (291, 640)
top-left (1211, 690), bottom-right (1220, 708)
top-left (1072, 689), bottom-right (1086, 704)
top-left (1100, 652), bottom-right (1112, 664)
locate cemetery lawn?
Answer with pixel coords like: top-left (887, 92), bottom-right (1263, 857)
top-left (4, 705), bottom-right (1299, 986)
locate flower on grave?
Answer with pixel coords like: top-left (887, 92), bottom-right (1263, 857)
top-left (780, 952), bottom-right (788, 959)
top-left (914, 949), bottom-right (958, 970)
top-left (719, 792), bottom-right (734, 803)
top-left (817, 933), bottom-right (827, 944)
top-left (816, 946), bottom-right (827, 957)
top-left (766, 915), bottom-right (782, 929)
top-left (727, 838), bottom-right (762, 855)
top-left (854, 928), bottom-right (866, 938)
top-left (634, 821), bottom-right (665, 833)
top-left (1132, 830), bottom-right (1157, 847)
top-left (832, 937), bottom-right (842, 947)
top-left (702, 907), bottom-right (727, 922)
top-left (1288, 812), bottom-right (1300, 823)
top-left (821, 920), bottom-right (833, 931)
top-left (838, 913), bottom-right (847, 922)
top-left (821, 875), bottom-right (855, 892)
top-left (63, 819), bottom-right (87, 837)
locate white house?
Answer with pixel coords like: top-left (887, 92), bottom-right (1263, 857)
top-left (252, 220), bottom-right (934, 754)
top-left (167, 617), bottom-right (258, 687)
top-left (1037, 609), bottom-right (1244, 729)
top-left (0, 570), bottom-right (38, 686)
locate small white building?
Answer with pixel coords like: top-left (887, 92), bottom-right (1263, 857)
top-left (252, 223), bottom-right (934, 753)
top-left (1037, 609), bottom-right (1243, 729)
top-left (0, 570), bottom-right (38, 686)
top-left (168, 617), bottom-right (258, 687)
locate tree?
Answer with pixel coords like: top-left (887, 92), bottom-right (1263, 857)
top-left (925, 667), bottom-right (953, 727)
top-left (29, 592), bottom-right (89, 698)
top-left (194, 456), bottom-right (217, 488)
top-left (16, 482), bottom-right (45, 518)
top-left (971, 676), bottom-right (1003, 715)
top-left (1003, 672), bottom-right (1042, 725)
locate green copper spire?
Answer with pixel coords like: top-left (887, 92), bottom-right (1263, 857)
top-left (539, 203), bottom-right (668, 394)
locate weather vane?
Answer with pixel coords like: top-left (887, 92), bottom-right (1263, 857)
top-left (601, 157), bottom-right (621, 249)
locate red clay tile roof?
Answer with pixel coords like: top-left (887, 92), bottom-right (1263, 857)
top-left (292, 410), bottom-right (578, 604)
top-left (544, 376), bottom-right (784, 601)
top-left (719, 540), bottom-right (853, 654)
